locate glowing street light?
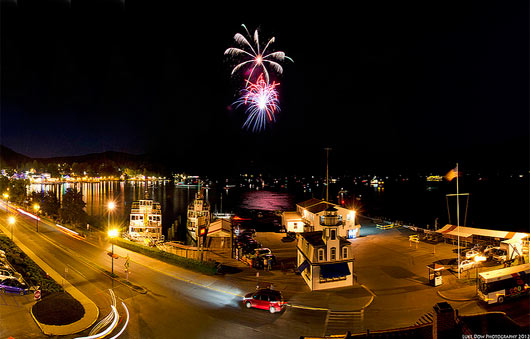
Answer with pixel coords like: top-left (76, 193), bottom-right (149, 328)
top-left (8, 216), bottom-right (15, 240)
top-left (33, 203), bottom-right (40, 232)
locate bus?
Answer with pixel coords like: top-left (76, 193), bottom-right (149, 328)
top-left (478, 263), bottom-right (530, 304)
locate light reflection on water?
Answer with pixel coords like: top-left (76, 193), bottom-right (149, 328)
top-left (237, 190), bottom-right (295, 211)
top-left (29, 182), bottom-right (296, 238)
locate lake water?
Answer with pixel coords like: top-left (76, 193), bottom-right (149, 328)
top-left (29, 176), bottom-right (528, 242)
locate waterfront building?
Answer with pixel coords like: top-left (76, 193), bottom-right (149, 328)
top-left (283, 198), bottom-right (360, 239)
top-left (205, 218), bottom-right (232, 249)
top-left (297, 206), bottom-right (354, 291)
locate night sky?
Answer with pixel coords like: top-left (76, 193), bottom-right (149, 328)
top-left (1, 1), bottom-right (528, 174)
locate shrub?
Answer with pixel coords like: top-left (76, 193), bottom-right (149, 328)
top-left (0, 235), bottom-right (63, 295)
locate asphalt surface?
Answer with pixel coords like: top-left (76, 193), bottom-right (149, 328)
top-left (1, 207), bottom-right (528, 338)
top-left (0, 208), bottom-right (327, 339)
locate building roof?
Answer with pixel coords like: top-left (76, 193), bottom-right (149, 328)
top-left (300, 231), bottom-right (351, 248)
top-left (301, 231), bottom-right (325, 247)
top-left (297, 198), bottom-right (323, 208)
top-left (208, 218), bottom-right (232, 235)
top-left (282, 211), bottom-right (302, 218)
top-left (436, 225), bottom-right (529, 240)
top-left (306, 202), bottom-right (335, 214)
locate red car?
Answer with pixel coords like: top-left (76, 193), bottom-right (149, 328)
top-left (243, 289), bottom-right (285, 313)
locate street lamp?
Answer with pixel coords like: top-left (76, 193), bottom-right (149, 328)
top-left (474, 255), bottom-right (487, 293)
top-left (33, 203), bottom-right (40, 232)
top-left (8, 216), bottom-right (15, 240)
top-left (108, 228), bottom-right (119, 275)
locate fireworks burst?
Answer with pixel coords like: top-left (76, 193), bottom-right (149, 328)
top-left (234, 74), bottom-right (280, 132)
top-left (225, 24), bottom-right (293, 86)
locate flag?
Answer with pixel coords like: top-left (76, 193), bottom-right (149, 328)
top-left (445, 168), bottom-right (460, 181)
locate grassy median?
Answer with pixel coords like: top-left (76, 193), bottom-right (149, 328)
top-left (115, 237), bottom-right (218, 275)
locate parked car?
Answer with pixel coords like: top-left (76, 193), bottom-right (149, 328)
top-left (0, 279), bottom-right (29, 295)
top-left (253, 248), bottom-right (272, 257)
top-left (484, 246), bottom-right (500, 259)
top-left (492, 249), bottom-right (507, 263)
top-left (465, 249), bottom-right (481, 260)
top-left (281, 235), bottom-right (295, 242)
top-left (241, 241), bottom-right (260, 254)
top-left (243, 288), bottom-right (285, 313)
top-left (0, 268), bottom-right (18, 281)
top-left (458, 259), bottom-right (475, 273)
top-left (240, 229), bottom-right (256, 237)
top-left (236, 235), bottom-right (255, 247)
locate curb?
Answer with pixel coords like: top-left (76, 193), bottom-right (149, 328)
top-left (437, 290), bottom-right (477, 302)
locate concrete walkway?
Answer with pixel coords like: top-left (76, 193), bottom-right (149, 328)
top-left (0, 223), bottom-right (99, 336)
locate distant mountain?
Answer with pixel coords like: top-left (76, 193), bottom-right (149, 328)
top-left (41, 150), bottom-right (145, 165)
top-left (0, 145), bottom-right (168, 175)
top-left (0, 145), bottom-right (32, 168)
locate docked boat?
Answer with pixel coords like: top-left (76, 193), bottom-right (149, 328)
top-left (186, 190), bottom-right (210, 244)
top-left (176, 175), bottom-right (201, 187)
top-left (128, 199), bottom-right (164, 245)
top-left (370, 176), bottom-right (384, 188)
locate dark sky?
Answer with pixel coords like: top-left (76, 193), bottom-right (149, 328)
top-left (1, 1), bottom-right (528, 174)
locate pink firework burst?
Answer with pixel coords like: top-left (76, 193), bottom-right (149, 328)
top-left (234, 74), bottom-right (280, 132)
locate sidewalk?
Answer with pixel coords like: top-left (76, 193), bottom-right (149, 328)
top-left (0, 223), bottom-right (99, 336)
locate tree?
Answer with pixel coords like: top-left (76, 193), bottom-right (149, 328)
top-left (59, 188), bottom-right (87, 227)
top-left (9, 179), bottom-right (29, 205)
top-left (41, 192), bottom-right (60, 218)
top-left (0, 176), bottom-right (9, 195)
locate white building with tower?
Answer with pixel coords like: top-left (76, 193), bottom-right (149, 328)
top-left (282, 198), bottom-right (360, 239)
top-left (296, 206), bottom-right (355, 290)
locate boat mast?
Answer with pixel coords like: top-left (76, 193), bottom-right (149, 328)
top-left (456, 162), bottom-right (460, 279)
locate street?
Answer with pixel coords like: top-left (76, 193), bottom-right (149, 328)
top-left (0, 208), bottom-right (327, 338)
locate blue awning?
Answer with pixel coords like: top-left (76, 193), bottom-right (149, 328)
top-left (298, 260), bottom-right (310, 273)
top-left (320, 262), bottom-right (351, 279)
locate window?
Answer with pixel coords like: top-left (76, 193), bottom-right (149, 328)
top-left (318, 249), bottom-right (324, 261)
top-left (342, 247), bottom-right (348, 258)
top-left (330, 229), bottom-right (336, 240)
top-left (330, 247), bottom-right (336, 260)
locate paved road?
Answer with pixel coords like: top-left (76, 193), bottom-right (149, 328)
top-left (0, 208), bottom-right (326, 339)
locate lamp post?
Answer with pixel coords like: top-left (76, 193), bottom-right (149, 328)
top-left (8, 216), bottom-right (15, 240)
top-left (474, 255), bottom-right (487, 294)
top-left (107, 201), bottom-right (117, 276)
top-left (108, 228), bottom-right (118, 275)
top-left (34, 204), bottom-right (40, 232)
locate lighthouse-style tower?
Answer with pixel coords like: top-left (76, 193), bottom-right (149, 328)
top-left (321, 206), bottom-right (342, 260)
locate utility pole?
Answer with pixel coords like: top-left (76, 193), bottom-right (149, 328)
top-left (324, 148), bottom-right (332, 202)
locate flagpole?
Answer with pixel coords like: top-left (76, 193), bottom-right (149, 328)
top-left (456, 162), bottom-right (460, 279)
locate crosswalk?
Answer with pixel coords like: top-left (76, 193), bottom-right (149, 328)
top-left (324, 310), bottom-right (364, 335)
top-left (415, 311), bottom-right (434, 325)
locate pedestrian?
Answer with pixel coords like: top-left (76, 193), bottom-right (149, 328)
top-left (267, 258), bottom-right (272, 271)
top-left (263, 257), bottom-right (268, 271)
